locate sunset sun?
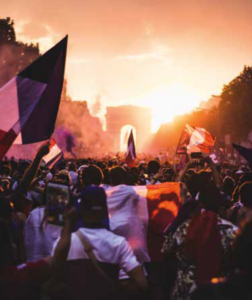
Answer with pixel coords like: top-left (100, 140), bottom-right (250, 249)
top-left (139, 83), bottom-right (201, 132)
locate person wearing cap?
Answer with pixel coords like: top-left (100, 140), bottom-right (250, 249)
top-left (52, 185), bottom-right (148, 292)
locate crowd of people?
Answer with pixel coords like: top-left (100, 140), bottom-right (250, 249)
top-left (1, 142), bottom-right (252, 300)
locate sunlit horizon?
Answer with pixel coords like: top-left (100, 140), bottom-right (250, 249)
top-left (4, 0), bottom-right (252, 135)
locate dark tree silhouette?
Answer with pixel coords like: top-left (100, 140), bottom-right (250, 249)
top-left (219, 65), bottom-right (252, 142)
top-left (0, 17), bottom-right (40, 88)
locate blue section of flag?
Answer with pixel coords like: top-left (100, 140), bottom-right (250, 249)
top-left (17, 36), bottom-right (68, 144)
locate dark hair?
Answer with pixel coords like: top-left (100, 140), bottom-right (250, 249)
top-left (223, 176), bottom-right (235, 197)
top-left (109, 167), bottom-right (127, 186)
top-left (82, 165), bottom-right (104, 186)
top-left (239, 182), bottom-right (252, 208)
top-left (199, 185), bottom-right (230, 212)
top-left (57, 161), bottom-right (67, 171)
top-left (67, 162), bottom-right (77, 172)
top-left (0, 164), bottom-right (11, 177)
top-left (147, 160), bottom-right (160, 175)
top-left (125, 171), bottom-right (138, 186)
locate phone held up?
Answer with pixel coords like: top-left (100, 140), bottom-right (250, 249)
top-left (46, 182), bottom-right (70, 226)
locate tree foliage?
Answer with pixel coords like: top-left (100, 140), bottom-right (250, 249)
top-left (219, 65), bottom-right (252, 142)
top-left (0, 17), bottom-right (40, 88)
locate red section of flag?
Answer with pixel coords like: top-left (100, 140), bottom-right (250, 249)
top-left (49, 138), bottom-right (56, 148)
top-left (176, 126), bottom-right (192, 154)
top-left (146, 183), bottom-right (181, 261)
top-left (125, 129), bottom-right (136, 168)
top-left (176, 124), bottom-right (215, 154)
top-left (0, 128), bottom-right (18, 161)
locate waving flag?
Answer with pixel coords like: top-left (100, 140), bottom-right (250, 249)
top-left (0, 36), bottom-right (68, 161)
top-left (176, 124), bottom-right (215, 154)
top-left (43, 139), bottom-right (63, 169)
top-left (125, 129), bottom-right (136, 168)
top-left (106, 182), bottom-right (181, 262)
top-left (233, 143), bottom-right (252, 167)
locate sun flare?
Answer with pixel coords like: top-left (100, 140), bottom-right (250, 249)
top-left (139, 83), bottom-right (201, 133)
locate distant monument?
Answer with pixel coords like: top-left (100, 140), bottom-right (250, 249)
top-left (106, 105), bottom-right (152, 152)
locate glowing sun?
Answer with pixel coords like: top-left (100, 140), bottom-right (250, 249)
top-left (139, 83), bottom-right (201, 132)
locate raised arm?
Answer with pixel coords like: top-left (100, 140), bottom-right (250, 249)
top-left (204, 156), bottom-right (222, 190)
top-left (15, 142), bottom-right (50, 198)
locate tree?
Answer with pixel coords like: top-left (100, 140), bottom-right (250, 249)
top-left (0, 17), bottom-right (40, 88)
top-left (219, 65), bottom-right (252, 142)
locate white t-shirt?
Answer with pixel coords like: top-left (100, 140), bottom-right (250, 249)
top-left (69, 171), bottom-right (78, 185)
top-left (24, 207), bottom-right (62, 262)
top-left (52, 227), bottom-right (139, 279)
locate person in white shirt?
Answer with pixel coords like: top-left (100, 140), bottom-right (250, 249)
top-left (67, 162), bottom-right (78, 186)
top-left (52, 185), bottom-right (148, 291)
top-left (24, 206), bottom-right (62, 262)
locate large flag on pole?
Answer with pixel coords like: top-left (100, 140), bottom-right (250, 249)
top-left (0, 36), bottom-right (68, 161)
top-left (176, 124), bottom-right (215, 154)
top-left (125, 129), bottom-right (136, 168)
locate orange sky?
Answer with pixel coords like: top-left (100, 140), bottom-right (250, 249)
top-left (1, 0), bottom-right (252, 131)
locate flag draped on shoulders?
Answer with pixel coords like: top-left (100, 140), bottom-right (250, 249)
top-left (125, 129), bottom-right (136, 168)
top-left (106, 182), bottom-right (181, 262)
top-left (0, 36), bottom-right (68, 160)
top-left (176, 124), bottom-right (215, 154)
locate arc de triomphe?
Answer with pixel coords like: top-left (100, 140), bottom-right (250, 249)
top-left (106, 105), bottom-right (152, 152)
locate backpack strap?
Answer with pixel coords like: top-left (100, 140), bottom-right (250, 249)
top-left (75, 230), bottom-right (115, 285)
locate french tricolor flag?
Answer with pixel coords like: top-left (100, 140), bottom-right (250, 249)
top-left (106, 182), bottom-right (181, 262)
top-left (43, 139), bottom-right (64, 169)
top-left (0, 36), bottom-right (68, 161)
top-left (125, 129), bottom-right (136, 168)
top-left (176, 124), bottom-right (215, 154)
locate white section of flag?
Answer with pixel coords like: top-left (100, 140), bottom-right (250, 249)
top-left (43, 143), bottom-right (62, 164)
top-left (0, 78), bottom-right (19, 132)
top-left (106, 184), bottom-right (150, 263)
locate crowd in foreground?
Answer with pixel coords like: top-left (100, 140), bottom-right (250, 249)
top-left (1, 143), bottom-right (252, 300)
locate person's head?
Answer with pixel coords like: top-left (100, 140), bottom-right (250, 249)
top-left (52, 170), bottom-right (72, 186)
top-left (57, 161), bottom-right (67, 172)
top-left (147, 160), bottom-right (160, 175)
top-left (199, 184), bottom-right (230, 213)
top-left (109, 167), bottom-right (127, 186)
top-left (96, 161), bottom-right (107, 170)
top-left (67, 162), bottom-right (77, 172)
top-left (82, 165), bottom-right (104, 186)
top-left (223, 176), bottom-right (235, 197)
top-left (0, 164), bottom-right (11, 177)
top-left (239, 182), bottom-right (252, 208)
top-left (80, 186), bottom-right (109, 229)
top-left (0, 179), bottom-right (11, 193)
top-left (124, 171), bottom-right (138, 186)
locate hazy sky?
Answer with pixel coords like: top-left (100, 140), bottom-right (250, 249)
top-left (1, 0), bottom-right (252, 130)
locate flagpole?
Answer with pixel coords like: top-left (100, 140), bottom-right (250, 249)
top-left (173, 127), bottom-right (186, 181)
